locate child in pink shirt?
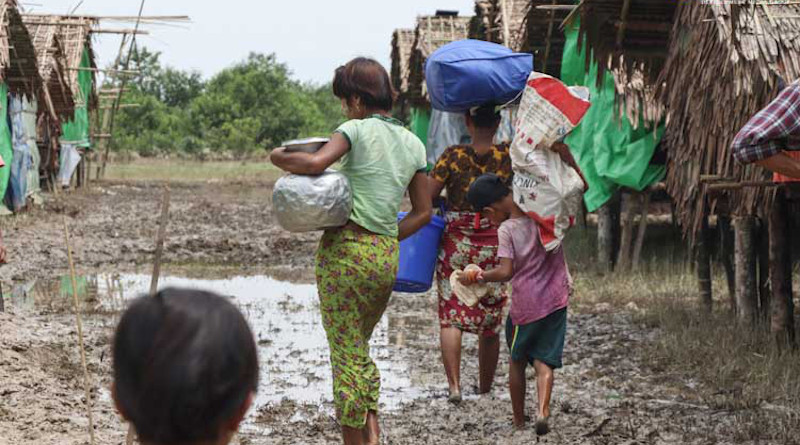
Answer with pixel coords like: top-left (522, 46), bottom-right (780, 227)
top-left (459, 173), bottom-right (571, 436)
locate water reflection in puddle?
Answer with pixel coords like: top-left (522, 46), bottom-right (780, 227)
top-left (71, 274), bottom-right (436, 414)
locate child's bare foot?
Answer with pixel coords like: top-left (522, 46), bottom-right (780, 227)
top-left (448, 389), bottom-right (462, 405)
top-left (535, 416), bottom-right (550, 436)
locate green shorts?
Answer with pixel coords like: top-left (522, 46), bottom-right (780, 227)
top-left (505, 308), bottom-right (567, 369)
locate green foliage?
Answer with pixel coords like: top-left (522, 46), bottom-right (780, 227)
top-left (112, 48), bottom-right (344, 156)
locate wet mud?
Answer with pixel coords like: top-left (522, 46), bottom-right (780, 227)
top-left (0, 179), bottom-right (784, 444)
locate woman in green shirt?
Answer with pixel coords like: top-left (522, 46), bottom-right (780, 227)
top-left (271, 58), bottom-right (431, 445)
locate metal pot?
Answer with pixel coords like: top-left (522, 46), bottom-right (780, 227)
top-left (282, 137), bottom-right (329, 153)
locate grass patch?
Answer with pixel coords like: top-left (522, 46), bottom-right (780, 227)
top-left (105, 160), bottom-right (283, 183)
top-left (564, 223), bottom-right (800, 442)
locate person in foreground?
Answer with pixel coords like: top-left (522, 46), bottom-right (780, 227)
top-left (112, 288), bottom-right (259, 445)
top-left (732, 79), bottom-right (800, 178)
top-left (429, 105), bottom-right (511, 403)
top-left (271, 58), bottom-right (431, 445)
top-left (459, 173), bottom-right (572, 436)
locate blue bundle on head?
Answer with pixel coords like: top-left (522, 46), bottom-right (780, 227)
top-left (425, 39), bottom-right (533, 113)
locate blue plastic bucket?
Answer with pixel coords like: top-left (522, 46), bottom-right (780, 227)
top-left (394, 212), bottom-right (446, 293)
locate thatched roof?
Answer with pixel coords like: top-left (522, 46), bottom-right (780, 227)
top-left (573, 0), bottom-right (674, 128)
top-left (521, 1), bottom-right (571, 77)
top-left (661, 2), bottom-right (800, 237)
top-left (23, 15), bottom-right (99, 111)
top-left (407, 14), bottom-right (471, 105)
top-left (469, 0), bottom-right (530, 51)
top-left (576, 0), bottom-right (675, 83)
top-left (0, 0), bottom-right (42, 98)
top-left (391, 29), bottom-right (415, 96)
top-left (27, 21), bottom-right (75, 119)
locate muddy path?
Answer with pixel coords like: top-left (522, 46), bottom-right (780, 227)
top-left (0, 179), bottom-right (780, 444)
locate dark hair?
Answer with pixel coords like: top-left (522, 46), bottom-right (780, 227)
top-left (467, 104), bottom-right (502, 129)
top-left (467, 173), bottom-right (511, 211)
top-left (333, 57), bottom-right (395, 112)
top-left (113, 288), bottom-right (259, 444)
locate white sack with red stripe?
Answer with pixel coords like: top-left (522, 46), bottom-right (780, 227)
top-left (510, 72), bottom-right (591, 251)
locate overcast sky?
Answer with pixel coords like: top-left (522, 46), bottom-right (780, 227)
top-left (37, 0), bottom-right (476, 84)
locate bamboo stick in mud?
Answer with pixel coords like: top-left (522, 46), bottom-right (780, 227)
top-left (63, 216), bottom-right (97, 445)
top-left (126, 183), bottom-right (170, 445)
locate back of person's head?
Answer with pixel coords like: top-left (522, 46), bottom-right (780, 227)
top-left (113, 288), bottom-right (259, 444)
top-left (467, 173), bottom-right (511, 211)
top-left (333, 57), bottom-right (395, 112)
top-left (466, 104), bottom-right (502, 129)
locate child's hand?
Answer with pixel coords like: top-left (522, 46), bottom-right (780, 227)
top-left (457, 268), bottom-right (483, 286)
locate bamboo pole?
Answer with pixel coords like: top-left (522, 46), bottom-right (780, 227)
top-left (632, 191), bottom-right (651, 269)
top-left (63, 216), bottom-right (96, 445)
top-left (734, 216), bottom-right (758, 326)
top-left (597, 202), bottom-right (614, 274)
top-left (125, 183), bottom-right (170, 445)
top-left (769, 192), bottom-right (795, 348)
top-left (617, 192), bottom-right (637, 271)
top-left (718, 216), bottom-right (737, 314)
top-left (697, 213), bottom-right (712, 312)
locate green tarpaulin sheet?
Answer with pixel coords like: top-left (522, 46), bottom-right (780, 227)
top-left (409, 107), bottom-right (430, 148)
top-left (61, 46), bottom-right (93, 148)
top-left (0, 83), bottom-right (13, 212)
top-left (561, 19), bottom-right (666, 212)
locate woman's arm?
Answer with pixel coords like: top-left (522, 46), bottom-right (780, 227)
top-left (429, 176), bottom-right (446, 207)
top-left (458, 258), bottom-right (513, 284)
top-left (399, 172), bottom-right (433, 241)
top-left (551, 141), bottom-right (589, 191)
top-left (270, 133), bottom-right (350, 175)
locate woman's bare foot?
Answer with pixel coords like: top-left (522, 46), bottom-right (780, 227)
top-left (535, 416), bottom-right (550, 436)
top-left (448, 389), bottom-right (462, 405)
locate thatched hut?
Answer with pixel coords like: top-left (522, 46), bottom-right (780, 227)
top-left (0, 1), bottom-right (42, 98)
top-left (407, 13), bottom-right (471, 106)
top-left (390, 29), bottom-right (415, 102)
top-left (469, 0), bottom-right (530, 51)
top-left (520, 1), bottom-right (571, 77)
top-left (28, 22), bottom-right (75, 120)
top-left (661, 2), bottom-right (800, 236)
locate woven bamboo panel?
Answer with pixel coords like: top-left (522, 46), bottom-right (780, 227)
top-left (521, 0), bottom-right (570, 77)
top-left (661, 2), bottom-right (800, 239)
top-left (407, 15), bottom-right (471, 105)
top-left (391, 29), bottom-right (415, 96)
top-left (470, 0), bottom-right (530, 51)
top-left (28, 21), bottom-right (74, 119)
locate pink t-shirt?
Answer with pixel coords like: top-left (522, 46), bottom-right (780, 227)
top-left (497, 216), bottom-right (571, 325)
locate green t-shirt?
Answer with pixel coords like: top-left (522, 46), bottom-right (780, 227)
top-left (335, 115), bottom-right (427, 237)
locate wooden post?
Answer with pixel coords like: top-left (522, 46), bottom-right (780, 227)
top-left (697, 213), bottom-right (712, 312)
top-left (734, 216), bottom-right (758, 326)
top-left (632, 191), bottom-right (651, 269)
top-left (597, 202), bottom-right (614, 273)
top-left (769, 193), bottom-right (795, 348)
top-left (757, 218), bottom-right (771, 324)
top-left (718, 215), bottom-right (737, 314)
top-left (617, 192), bottom-right (637, 271)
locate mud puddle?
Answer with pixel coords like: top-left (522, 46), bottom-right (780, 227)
top-left (14, 273), bottom-right (437, 422)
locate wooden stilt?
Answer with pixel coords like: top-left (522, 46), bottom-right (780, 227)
top-left (757, 218), bottom-right (771, 324)
top-left (632, 191), bottom-right (651, 269)
top-left (718, 215), bottom-right (737, 314)
top-left (697, 213), bottom-right (712, 312)
top-left (769, 192), bottom-right (795, 348)
top-left (734, 216), bottom-right (758, 326)
top-left (617, 192), bottom-right (638, 271)
top-left (597, 202), bottom-right (614, 274)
